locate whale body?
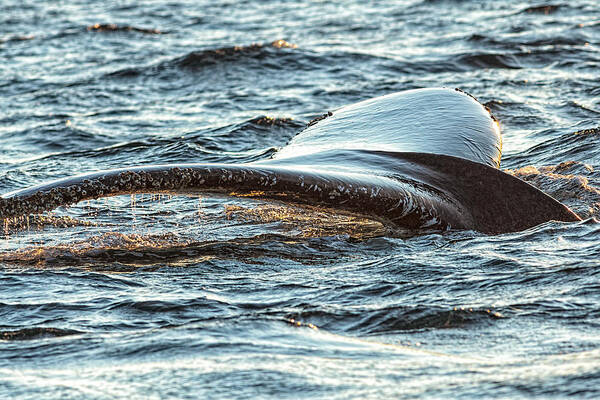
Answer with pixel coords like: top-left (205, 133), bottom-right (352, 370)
top-left (0, 88), bottom-right (580, 234)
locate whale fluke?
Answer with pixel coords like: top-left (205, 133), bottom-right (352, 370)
top-left (0, 88), bottom-right (581, 234)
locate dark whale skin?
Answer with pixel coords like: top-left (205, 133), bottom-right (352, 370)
top-left (0, 88), bottom-right (580, 234)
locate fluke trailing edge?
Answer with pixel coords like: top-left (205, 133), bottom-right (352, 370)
top-left (0, 88), bottom-right (580, 234)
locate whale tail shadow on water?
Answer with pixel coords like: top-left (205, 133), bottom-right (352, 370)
top-left (0, 88), bottom-right (580, 234)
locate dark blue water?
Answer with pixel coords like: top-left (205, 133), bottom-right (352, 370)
top-left (1, 1), bottom-right (600, 398)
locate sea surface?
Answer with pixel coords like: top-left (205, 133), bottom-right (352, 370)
top-left (1, 1), bottom-right (600, 398)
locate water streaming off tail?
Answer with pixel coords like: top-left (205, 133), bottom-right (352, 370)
top-left (1, 194), bottom-right (388, 267)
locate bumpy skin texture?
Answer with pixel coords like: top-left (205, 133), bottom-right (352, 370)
top-left (0, 89), bottom-right (580, 234)
top-left (0, 163), bottom-right (463, 231)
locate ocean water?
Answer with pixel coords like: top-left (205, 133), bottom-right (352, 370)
top-left (1, 0), bottom-right (600, 398)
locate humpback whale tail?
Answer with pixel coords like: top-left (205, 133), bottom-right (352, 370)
top-left (0, 88), bottom-right (580, 234)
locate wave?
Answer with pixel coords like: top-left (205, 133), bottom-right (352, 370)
top-left (87, 23), bottom-right (166, 34)
top-left (205, 115), bottom-right (303, 141)
top-left (287, 305), bottom-right (505, 335)
top-left (106, 40), bottom-right (300, 79)
top-left (506, 161), bottom-right (600, 220)
top-left (520, 4), bottom-right (561, 15)
top-left (467, 32), bottom-right (586, 48)
top-left (506, 126), bottom-right (600, 166)
top-left (456, 52), bottom-right (521, 69)
top-left (198, 116), bottom-right (303, 156)
top-left (509, 298), bottom-right (599, 321)
top-left (0, 23), bottom-right (166, 50)
top-left (457, 45), bottom-right (592, 70)
top-left (0, 327), bottom-right (82, 341)
top-left (0, 34), bottom-right (35, 44)
top-left (176, 39), bottom-right (297, 69)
